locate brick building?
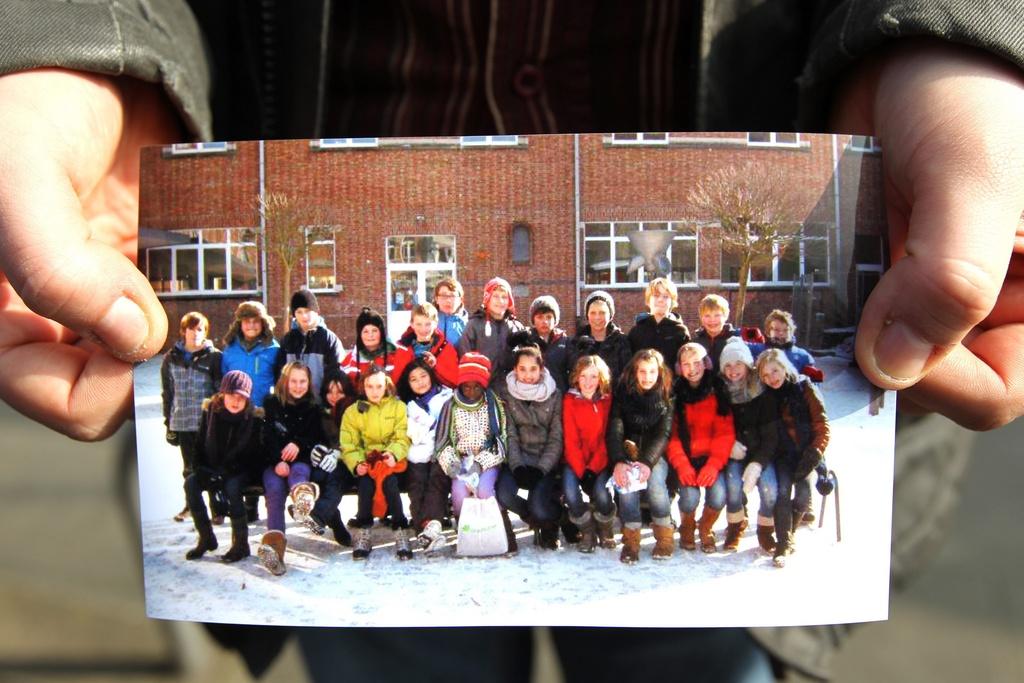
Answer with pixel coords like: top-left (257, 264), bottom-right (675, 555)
top-left (139, 133), bottom-right (884, 351)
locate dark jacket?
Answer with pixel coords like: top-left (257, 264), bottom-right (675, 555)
top-left (261, 394), bottom-right (325, 468)
top-left (728, 390), bottom-right (780, 469)
top-left (194, 399), bottom-right (263, 477)
top-left (458, 308), bottom-right (526, 381)
top-left (275, 321), bottom-right (345, 396)
top-left (569, 323), bottom-right (634, 389)
top-left (627, 312), bottom-right (690, 372)
top-left (524, 327), bottom-right (571, 395)
top-left (769, 378), bottom-right (829, 478)
top-left (606, 387), bottom-right (673, 469)
top-left (692, 324), bottom-right (742, 373)
top-left (160, 340), bottom-right (222, 433)
top-left (496, 378), bottom-right (564, 474)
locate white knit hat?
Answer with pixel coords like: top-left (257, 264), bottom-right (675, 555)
top-left (719, 336), bottom-right (754, 369)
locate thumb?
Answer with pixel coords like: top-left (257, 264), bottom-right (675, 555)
top-left (0, 156), bottom-right (166, 362)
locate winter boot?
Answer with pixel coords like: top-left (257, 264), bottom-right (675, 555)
top-left (678, 512), bottom-right (697, 551)
top-left (245, 495), bottom-right (260, 523)
top-left (185, 510), bottom-right (218, 560)
top-left (394, 528), bottom-right (413, 561)
top-left (289, 482), bottom-right (319, 524)
top-left (304, 512), bottom-right (327, 536)
top-left (257, 530), bottom-right (287, 575)
top-left (221, 516), bottom-right (251, 563)
top-left (773, 531), bottom-right (795, 568)
top-left (595, 509), bottom-right (618, 550)
top-left (571, 511), bottom-right (596, 554)
top-left (173, 505), bottom-right (190, 523)
top-left (756, 515), bottom-right (777, 554)
top-left (537, 523), bottom-right (560, 551)
top-left (328, 513), bottom-right (352, 546)
top-left (352, 527), bottom-right (372, 560)
top-left (651, 523), bottom-right (675, 560)
top-left (722, 511), bottom-right (748, 552)
top-left (801, 510), bottom-right (816, 525)
top-left (418, 519), bottom-right (447, 553)
top-left (620, 526), bottom-right (641, 564)
top-left (560, 510), bottom-right (581, 544)
top-left (698, 507), bottom-right (722, 554)
top-left (501, 509), bottom-right (519, 556)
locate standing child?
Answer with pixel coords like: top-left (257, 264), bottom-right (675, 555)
top-left (458, 277), bottom-right (526, 382)
top-left (220, 301), bottom-right (280, 408)
top-left (692, 294), bottom-right (741, 373)
top-left (666, 343), bottom-right (736, 555)
top-left (607, 349), bottom-right (674, 564)
top-left (161, 311), bottom-right (223, 523)
top-left (183, 371), bottom-right (261, 563)
top-left (341, 307), bottom-right (396, 394)
top-left (718, 338), bottom-right (780, 554)
top-left (569, 290), bottom-right (633, 389)
top-left (626, 277), bottom-right (690, 374)
top-left (434, 352), bottom-right (514, 551)
top-left (433, 276), bottom-right (469, 350)
top-left (397, 358), bottom-right (454, 552)
top-left (340, 366), bottom-right (412, 560)
top-left (390, 302), bottom-right (460, 388)
top-left (748, 309), bottom-right (820, 378)
top-left (522, 295), bottom-right (571, 393)
top-left (275, 288), bottom-right (345, 396)
top-left (258, 361), bottom-right (324, 576)
top-left (562, 355), bottom-right (616, 553)
top-left (495, 345), bottom-right (564, 549)
top-left (756, 349), bottom-right (830, 567)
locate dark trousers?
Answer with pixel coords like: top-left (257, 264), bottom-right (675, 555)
top-left (184, 469), bottom-right (248, 522)
top-left (309, 465), bottom-right (354, 526)
top-left (406, 461), bottom-right (450, 531)
top-left (495, 465), bottom-right (561, 525)
top-left (354, 474), bottom-right (408, 529)
top-left (177, 431), bottom-right (228, 516)
top-left (774, 464), bottom-right (812, 539)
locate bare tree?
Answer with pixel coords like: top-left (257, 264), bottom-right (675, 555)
top-left (689, 162), bottom-right (803, 325)
top-left (257, 192), bottom-right (334, 324)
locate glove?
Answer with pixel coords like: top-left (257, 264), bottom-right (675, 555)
top-left (696, 465), bottom-right (718, 488)
top-left (319, 449), bottom-right (339, 473)
top-left (815, 461), bottom-right (835, 496)
top-left (677, 466), bottom-right (698, 487)
top-left (729, 441), bottom-right (747, 461)
top-left (741, 326), bottom-right (765, 344)
top-left (742, 462), bottom-right (762, 494)
top-left (580, 470), bottom-right (597, 492)
top-left (795, 447), bottom-right (821, 480)
top-left (165, 430), bottom-right (179, 446)
top-left (311, 444), bottom-right (329, 466)
top-left (513, 466), bottom-right (543, 489)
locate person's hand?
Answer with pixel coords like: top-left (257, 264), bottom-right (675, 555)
top-left (832, 40), bottom-right (1024, 429)
top-left (382, 452), bottom-right (396, 468)
top-left (355, 462), bottom-right (369, 476)
top-left (165, 430), bottom-right (179, 446)
top-left (742, 462), bottom-right (762, 494)
top-left (612, 462), bottom-right (632, 488)
top-left (274, 461), bottom-right (290, 478)
top-left (422, 351), bottom-right (436, 368)
top-left (633, 462), bottom-right (651, 484)
top-left (696, 465), bottom-right (717, 488)
top-left (729, 441), bottom-right (747, 461)
top-left (0, 69), bottom-right (180, 440)
top-left (281, 442), bottom-right (299, 462)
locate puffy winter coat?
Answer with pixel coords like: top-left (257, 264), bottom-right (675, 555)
top-left (728, 390), bottom-right (779, 468)
top-left (524, 327), bottom-right (571, 394)
top-left (275, 321), bottom-right (345, 396)
top-left (406, 387), bottom-right (453, 464)
top-left (562, 390), bottom-right (612, 478)
top-left (569, 322), bottom-right (634, 389)
top-left (458, 307), bottom-right (526, 380)
top-left (749, 339), bottom-right (817, 375)
top-left (261, 394), bottom-right (324, 468)
top-left (666, 375), bottom-right (735, 481)
top-left (340, 341), bottom-right (397, 388)
top-left (606, 387), bottom-right (673, 469)
top-left (692, 324), bottom-right (741, 372)
top-left (221, 336), bottom-right (280, 407)
top-left (497, 378), bottom-right (563, 474)
top-left (390, 327), bottom-right (460, 388)
top-left (770, 378), bottom-right (829, 478)
top-left (437, 308), bottom-right (468, 350)
top-left (340, 396), bottom-right (411, 473)
top-left (626, 312), bottom-right (690, 372)
top-left (161, 340), bottom-right (222, 433)
top-left (195, 399), bottom-right (263, 477)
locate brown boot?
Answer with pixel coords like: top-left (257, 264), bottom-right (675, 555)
top-left (595, 509), bottom-right (617, 549)
top-left (572, 511), bottom-right (596, 554)
top-left (722, 512), bottom-right (748, 552)
top-left (773, 530), bottom-right (795, 568)
top-left (698, 507), bottom-right (722, 553)
top-left (756, 515), bottom-right (776, 554)
top-left (651, 523), bottom-right (675, 560)
top-left (257, 530), bottom-right (287, 576)
top-left (678, 512), bottom-right (697, 551)
top-left (620, 526), bottom-right (641, 564)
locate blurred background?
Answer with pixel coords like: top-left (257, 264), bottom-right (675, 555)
top-left (1, 399), bottom-right (1021, 682)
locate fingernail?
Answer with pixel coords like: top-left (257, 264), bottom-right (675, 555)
top-left (94, 296), bottom-right (149, 359)
top-left (873, 319), bottom-right (932, 381)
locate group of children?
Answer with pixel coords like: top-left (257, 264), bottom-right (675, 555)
top-left (162, 274), bottom-right (829, 574)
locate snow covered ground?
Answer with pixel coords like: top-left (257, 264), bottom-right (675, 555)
top-left (133, 357), bottom-right (894, 628)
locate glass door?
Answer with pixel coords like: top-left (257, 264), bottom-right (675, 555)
top-left (385, 235), bottom-right (457, 337)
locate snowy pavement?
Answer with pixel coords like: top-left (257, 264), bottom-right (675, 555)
top-left (133, 357), bottom-right (894, 628)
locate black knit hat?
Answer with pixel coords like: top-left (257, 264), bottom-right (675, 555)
top-left (356, 307), bottom-right (388, 354)
top-left (290, 288), bottom-right (319, 316)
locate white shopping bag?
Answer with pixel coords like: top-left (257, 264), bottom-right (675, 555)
top-left (456, 496), bottom-right (508, 557)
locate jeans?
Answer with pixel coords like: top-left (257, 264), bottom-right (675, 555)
top-left (309, 463), bottom-right (354, 526)
top-left (756, 463), bottom-right (778, 517)
top-left (678, 471), bottom-right (726, 514)
top-left (354, 473), bottom-right (408, 529)
top-left (774, 464), bottom-right (812, 538)
top-left (495, 465), bottom-right (561, 525)
top-left (722, 460), bottom-right (749, 514)
top-left (618, 458), bottom-right (672, 526)
top-left (184, 469), bottom-right (248, 521)
top-left (562, 466), bottom-right (614, 518)
top-left (263, 461), bottom-right (311, 533)
top-left (451, 465), bottom-right (500, 518)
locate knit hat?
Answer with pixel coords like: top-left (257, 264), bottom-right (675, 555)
top-left (482, 277), bottom-right (515, 316)
top-left (719, 336), bottom-right (754, 369)
top-left (529, 295), bottom-right (560, 327)
top-left (457, 352), bottom-right (492, 388)
top-left (356, 307), bottom-right (387, 351)
top-left (220, 370), bottom-right (253, 399)
top-left (290, 288), bottom-right (319, 316)
top-left (584, 290), bottom-right (615, 321)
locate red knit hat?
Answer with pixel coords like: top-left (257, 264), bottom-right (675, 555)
top-left (482, 277), bottom-right (515, 315)
top-left (457, 352), bottom-right (492, 388)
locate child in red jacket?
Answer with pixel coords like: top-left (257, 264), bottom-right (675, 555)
top-left (390, 302), bottom-right (460, 388)
top-left (666, 343), bottom-right (736, 555)
top-left (562, 355), bottom-right (615, 553)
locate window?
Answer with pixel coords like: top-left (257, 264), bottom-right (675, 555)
top-left (849, 135), bottom-right (881, 153)
top-left (165, 142), bottom-right (232, 156)
top-left (611, 133), bottom-right (669, 145)
top-left (386, 235), bottom-right (456, 264)
top-left (720, 223), bottom-right (829, 286)
top-left (305, 228), bottom-right (337, 291)
top-left (511, 223), bottom-right (531, 264)
top-left (460, 135), bottom-right (520, 147)
top-left (313, 138), bottom-right (379, 149)
top-left (747, 132), bottom-right (800, 147)
top-left (146, 228), bottom-right (259, 295)
top-left (583, 221), bottom-right (697, 287)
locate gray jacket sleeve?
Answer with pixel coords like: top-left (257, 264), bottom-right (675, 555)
top-left (0, 0), bottom-right (211, 139)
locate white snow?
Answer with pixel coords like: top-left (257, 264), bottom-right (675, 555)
top-left (133, 357), bottom-right (894, 628)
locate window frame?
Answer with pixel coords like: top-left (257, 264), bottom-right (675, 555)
top-left (304, 226), bottom-right (338, 292)
top-left (610, 133), bottom-right (670, 146)
top-left (746, 132), bottom-right (801, 148)
top-left (165, 141), bottom-right (233, 156)
top-left (582, 220), bottom-right (698, 289)
top-left (459, 135), bottom-right (520, 147)
top-left (719, 224), bottom-right (830, 287)
top-left (146, 228), bottom-right (260, 297)
top-left (848, 135), bottom-right (882, 153)
top-left (313, 138), bottom-right (380, 150)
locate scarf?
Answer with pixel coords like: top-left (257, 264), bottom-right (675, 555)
top-left (504, 368), bottom-right (557, 402)
top-left (413, 384), bottom-right (443, 413)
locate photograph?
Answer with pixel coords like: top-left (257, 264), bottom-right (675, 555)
top-left (133, 132), bottom-right (894, 628)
